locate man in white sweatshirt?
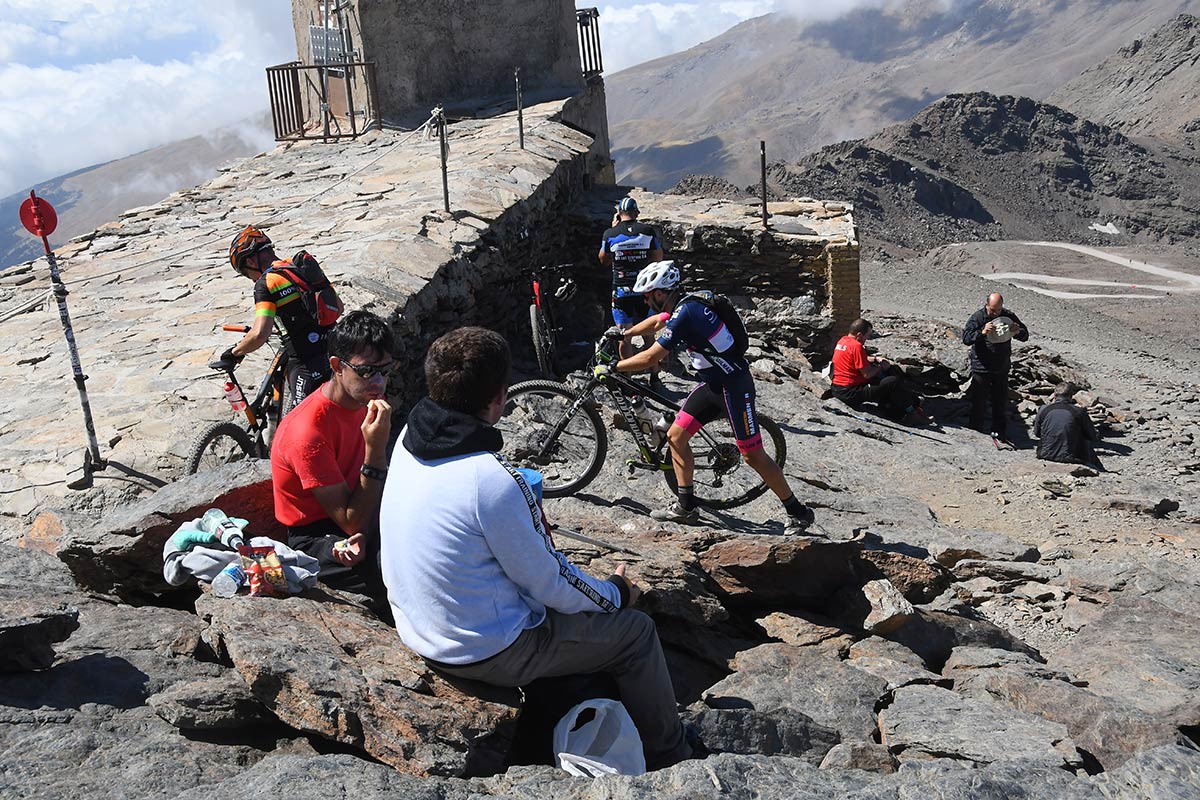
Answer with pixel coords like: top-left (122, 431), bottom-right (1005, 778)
top-left (379, 326), bottom-right (690, 770)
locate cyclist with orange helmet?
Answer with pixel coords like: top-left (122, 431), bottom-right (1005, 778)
top-left (223, 226), bottom-right (343, 414)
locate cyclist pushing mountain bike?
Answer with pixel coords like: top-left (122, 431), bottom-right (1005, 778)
top-left (597, 261), bottom-right (818, 534)
top-left (220, 226), bottom-right (344, 415)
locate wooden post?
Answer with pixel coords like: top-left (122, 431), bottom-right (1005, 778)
top-left (760, 140), bottom-right (769, 229)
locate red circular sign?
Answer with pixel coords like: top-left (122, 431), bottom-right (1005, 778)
top-left (19, 195), bottom-right (57, 237)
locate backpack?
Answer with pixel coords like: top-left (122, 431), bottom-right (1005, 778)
top-left (679, 290), bottom-right (750, 357)
top-left (274, 250), bottom-right (342, 328)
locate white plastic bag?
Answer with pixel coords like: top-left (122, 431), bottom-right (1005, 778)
top-left (552, 698), bottom-right (646, 778)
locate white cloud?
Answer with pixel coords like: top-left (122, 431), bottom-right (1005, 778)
top-left (0, 0), bottom-right (294, 197)
top-left (598, 0), bottom-right (910, 74)
top-left (599, 1), bottom-right (773, 73)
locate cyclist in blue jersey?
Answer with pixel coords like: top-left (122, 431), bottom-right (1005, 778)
top-left (599, 197), bottom-right (664, 368)
top-left (598, 262), bottom-right (818, 535)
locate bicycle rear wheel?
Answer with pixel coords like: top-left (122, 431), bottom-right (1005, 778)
top-left (664, 414), bottom-right (787, 509)
top-left (185, 421), bottom-right (260, 475)
top-left (497, 380), bottom-right (607, 497)
top-left (529, 304), bottom-right (555, 377)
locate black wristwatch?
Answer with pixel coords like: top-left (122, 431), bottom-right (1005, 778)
top-left (360, 464), bottom-right (388, 482)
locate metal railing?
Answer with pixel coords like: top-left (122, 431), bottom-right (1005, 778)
top-left (577, 8), bottom-right (603, 77)
top-left (265, 60), bottom-right (381, 142)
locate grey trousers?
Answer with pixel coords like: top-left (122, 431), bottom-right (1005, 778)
top-left (433, 608), bottom-right (690, 770)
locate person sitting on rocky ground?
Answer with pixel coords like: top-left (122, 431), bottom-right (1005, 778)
top-left (963, 292), bottom-right (1029, 447)
top-left (1034, 382), bottom-right (1103, 469)
top-left (605, 261), bottom-right (818, 535)
top-left (378, 327), bottom-right (692, 770)
top-left (270, 310), bottom-right (393, 615)
top-left (223, 225), bottom-right (344, 415)
top-left (831, 318), bottom-right (930, 425)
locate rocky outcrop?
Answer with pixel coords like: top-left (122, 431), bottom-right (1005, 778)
top-left (196, 590), bottom-right (520, 777)
top-left (702, 644), bottom-right (888, 742)
top-left (0, 545), bottom-right (79, 671)
top-left (879, 684), bottom-right (1083, 769)
top-left (54, 461), bottom-right (275, 601)
top-left (698, 535), bottom-right (863, 609)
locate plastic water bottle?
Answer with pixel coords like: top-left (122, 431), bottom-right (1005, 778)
top-left (632, 400), bottom-right (660, 446)
top-left (200, 508), bottom-right (244, 550)
top-left (222, 381), bottom-right (247, 412)
top-left (211, 563), bottom-right (246, 598)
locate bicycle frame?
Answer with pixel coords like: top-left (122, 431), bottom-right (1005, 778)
top-left (211, 324), bottom-right (289, 448)
top-left (565, 369), bottom-right (726, 473)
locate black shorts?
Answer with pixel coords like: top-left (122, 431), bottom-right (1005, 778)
top-left (675, 372), bottom-right (762, 453)
top-left (283, 352), bottom-right (331, 415)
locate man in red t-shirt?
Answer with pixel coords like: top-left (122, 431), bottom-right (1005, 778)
top-left (831, 318), bottom-right (928, 425)
top-left (271, 310), bottom-right (395, 610)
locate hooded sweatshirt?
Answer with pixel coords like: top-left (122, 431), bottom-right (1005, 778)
top-left (379, 397), bottom-right (625, 665)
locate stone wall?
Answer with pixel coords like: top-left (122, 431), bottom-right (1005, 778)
top-left (290, 0), bottom-right (585, 127)
top-left (566, 189), bottom-right (860, 357)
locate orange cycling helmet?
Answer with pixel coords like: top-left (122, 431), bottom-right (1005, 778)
top-left (229, 225), bottom-right (272, 274)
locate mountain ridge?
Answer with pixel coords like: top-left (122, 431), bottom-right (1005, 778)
top-left (607, 0), bottom-right (1200, 190)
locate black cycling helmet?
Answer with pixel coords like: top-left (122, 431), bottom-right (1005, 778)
top-left (229, 225), bottom-right (272, 274)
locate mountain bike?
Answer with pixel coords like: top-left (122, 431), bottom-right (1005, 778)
top-left (528, 263), bottom-right (577, 377)
top-left (497, 331), bottom-right (786, 508)
top-left (185, 323), bottom-right (288, 474)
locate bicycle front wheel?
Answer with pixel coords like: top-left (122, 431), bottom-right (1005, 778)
top-left (185, 421), bottom-right (260, 475)
top-left (497, 380), bottom-right (607, 497)
top-left (665, 414), bottom-right (787, 509)
top-left (529, 304), bottom-right (555, 377)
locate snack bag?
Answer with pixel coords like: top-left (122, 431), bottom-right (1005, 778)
top-left (239, 544), bottom-right (289, 597)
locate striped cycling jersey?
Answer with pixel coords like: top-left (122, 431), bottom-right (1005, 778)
top-left (251, 261), bottom-right (325, 359)
top-left (600, 220), bottom-right (661, 291)
top-left (656, 298), bottom-right (750, 384)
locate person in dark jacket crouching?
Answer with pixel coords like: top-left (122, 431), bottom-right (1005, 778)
top-left (1034, 383), bottom-right (1102, 469)
top-left (378, 327), bottom-right (691, 770)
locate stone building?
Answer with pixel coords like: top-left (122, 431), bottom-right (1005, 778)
top-left (283, 0), bottom-right (614, 183)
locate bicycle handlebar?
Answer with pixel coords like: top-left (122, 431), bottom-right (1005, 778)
top-left (222, 324), bottom-right (251, 333)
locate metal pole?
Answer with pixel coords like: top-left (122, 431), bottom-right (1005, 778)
top-left (26, 192), bottom-right (105, 488)
top-left (515, 67), bottom-right (525, 150)
top-left (437, 106), bottom-right (450, 213)
top-left (321, 0), bottom-right (331, 141)
top-left (760, 140), bottom-right (769, 229)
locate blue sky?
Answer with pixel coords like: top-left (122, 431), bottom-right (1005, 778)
top-left (0, 1), bottom-right (879, 197)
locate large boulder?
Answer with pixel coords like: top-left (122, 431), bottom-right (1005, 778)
top-left (855, 548), bottom-right (952, 604)
top-left (197, 589), bottom-right (520, 777)
top-left (1064, 745), bottom-right (1200, 800)
top-left (685, 706), bottom-right (840, 761)
top-left (697, 535), bottom-right (863, 608)
top-left (701, 643), bottom-right (888, 741)
top-left (946, 646), bottom-right (1197, 770)
top-left (1047, 599), bottom-right (1200, 718)
top-left (0, 545), bottom-right (80, 671)
top-left (0, 597), bottom-right (280, 799)
top-left (55, 461), bottom-right (277, 601)
top-left (879, 684), bottom-right (1083, 769)
top-left (885, 608), bottom-right (1040, 669)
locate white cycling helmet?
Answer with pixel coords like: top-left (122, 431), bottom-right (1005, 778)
top-left (633, 260), bottom-right (681, 294)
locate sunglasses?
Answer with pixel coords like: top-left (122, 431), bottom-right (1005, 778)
top-left (345, 361), bottom-right (394, 381)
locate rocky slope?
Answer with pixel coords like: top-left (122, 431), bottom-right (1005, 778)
top-left (607, 0), bottom-right (1200, 189)
top-left (764, 91), bottom-right (1200, 256)
top-left (1049, 14), bottom-right (1200, 145)
top-left (5, 294), bottom-right (1199, 795)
